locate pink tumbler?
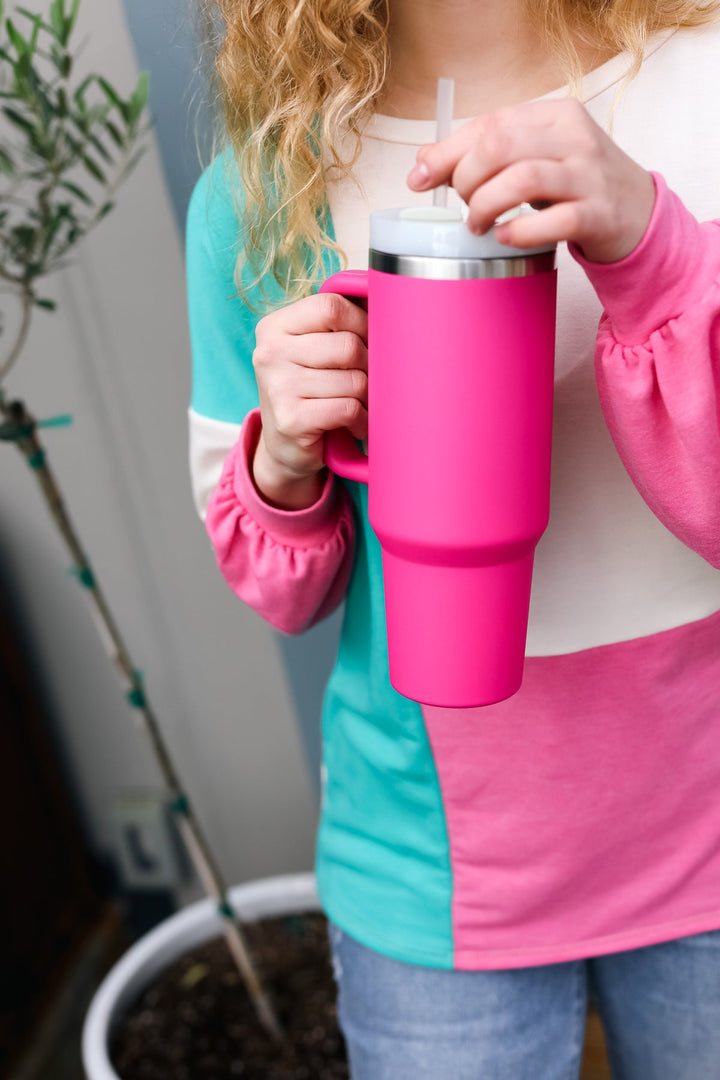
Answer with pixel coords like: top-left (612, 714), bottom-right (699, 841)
top-left (321, 207), bottom-right (557, 708)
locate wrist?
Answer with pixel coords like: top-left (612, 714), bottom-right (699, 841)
top-left (252, 432), bottom-right (326, 511)
top-left (578, 170), bottom-right (657, 264)
top-left (570, 172), bottom-right (716, 346)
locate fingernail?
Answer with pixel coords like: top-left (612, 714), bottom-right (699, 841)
top-left (407, 162), bottom-right (431, 188)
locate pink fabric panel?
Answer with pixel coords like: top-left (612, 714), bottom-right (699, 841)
top-left (423, 609), bottom-right (720, 969)
top-left (424, 175), bottom-right (720, 968)
top-left (571, 172), bottom-right (720, 567)
top-left (205, 408), bottom-right (356, 634)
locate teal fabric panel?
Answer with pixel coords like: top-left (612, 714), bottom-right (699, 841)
top-left (316, 479), bottom-right (454, 967)
top-left (187, 154), bottom-right (258, 422)
top-left (186, 152), bottom-right (289, 422)
top-left (186, 152), bottom-right (336, 423)
top-left (186, 152), bottom-right (454, 967)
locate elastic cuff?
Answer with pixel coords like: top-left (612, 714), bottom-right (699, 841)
top-left (233, 408), bottom-right (345, 547)
top-left (569, 172), bottom-right (719, 345)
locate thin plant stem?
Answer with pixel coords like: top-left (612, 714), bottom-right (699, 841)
top-left (0, 285), bottom-right (34, 385)
top-left (0, 395), bottom-right (284, 1043)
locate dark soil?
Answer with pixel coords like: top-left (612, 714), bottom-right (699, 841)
top-left (110, 911), bottom-right (349, 1080)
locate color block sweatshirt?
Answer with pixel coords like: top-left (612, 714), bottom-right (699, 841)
top-left (187, 23), bottom-right (720, 969)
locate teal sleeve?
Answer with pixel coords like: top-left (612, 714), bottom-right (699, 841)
top-left (186, 151), bottom-right (341, 423)
top-left (186, 154), bottom-right (261, 424)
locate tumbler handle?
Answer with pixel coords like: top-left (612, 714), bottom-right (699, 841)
top-left (319, 270), bottom-right (370, 485)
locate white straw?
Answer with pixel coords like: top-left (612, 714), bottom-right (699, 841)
top-left (433, 78), bottom-right (455, 208)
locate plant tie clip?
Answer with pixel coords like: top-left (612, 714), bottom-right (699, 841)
top-left (126, 670), bottom-right (146, 710)
top-left (69, 565), bottom-right (96, 588)
top-left (0, 412), bottom-right (73, 442)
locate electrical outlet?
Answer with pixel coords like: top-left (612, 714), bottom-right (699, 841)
top-left (111, 790), bottom-right (183, 890)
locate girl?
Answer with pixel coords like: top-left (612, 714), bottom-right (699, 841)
top-left (187, 2), bottom-right (720, 1076)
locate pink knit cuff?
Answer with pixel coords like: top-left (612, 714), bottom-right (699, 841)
top-left (569, 171), bottom-right (720, 346)
top-left (233, 408), bottom-right (346, 547)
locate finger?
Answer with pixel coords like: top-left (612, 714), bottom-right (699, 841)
top-left (285, 330), bottom-right (368, 372)
top-left (407, 98), bottom-right (592, 195)
top-left (299, 398), bottom-right (369, 443)
top-left (407, 102), bottom-right (572, 191)
top-left (294, 364), bottom-right (368, 408)
top-left (465, 158), bottom-right (581, 235)
top-left (272, 291), bottom-right (369, 342)
top-left (450, 125), bottom-right (573, 207)
top-left (493, 200), bottom-right (582, 249)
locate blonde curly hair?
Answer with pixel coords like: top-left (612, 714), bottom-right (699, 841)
top-left (200, 0), bottom-right (720, 311)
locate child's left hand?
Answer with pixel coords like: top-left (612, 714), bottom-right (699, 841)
top-left (406, 98), bottom-right (656, 264)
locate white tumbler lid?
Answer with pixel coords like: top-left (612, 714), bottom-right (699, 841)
top-left (370, 205), bottom-right (555, 260)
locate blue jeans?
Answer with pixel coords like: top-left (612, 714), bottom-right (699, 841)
top-left (327, 922), bottom-right (720, 1079)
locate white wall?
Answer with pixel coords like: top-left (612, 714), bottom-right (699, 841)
top-left (0, 0), bottom-right (317, 890)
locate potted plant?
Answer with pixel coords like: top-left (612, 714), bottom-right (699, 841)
top-left (82, 872), bottom-right (352, 1080)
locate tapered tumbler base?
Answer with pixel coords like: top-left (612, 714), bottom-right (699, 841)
top-left (382, 550), bottom-right (535, 708)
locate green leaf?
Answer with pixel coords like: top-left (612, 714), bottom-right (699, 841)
top-left (49, 44), bottom-right (71, 77)
top-left (81, 153), bottom-right (105, 183)
top-left (87, 132), bottom-right (112, 163)
top-left (36, 298), bottom-right (57, 310)
top-left (16, 9), bottom-right (50, 44)
top-left (2, 105), bottom-right (35, 134)
top-left (127, 71), bottom-right (150, 126)
top-left (6, 18), bottom-right (28, 57)
top-left (0, 145), bottom-right (13, 174)
top-left (62, 130), bottom-right (83, 157)
top-left (34, 82), bottom-right (54, 128)
top-left (86, 102), bottom-right (111, 127)
top-left (96, 77), bottom-right (121, 107)
top-left (13, 50), bottom-right (32, 83)
top-left (69, 110), bottom-right (88, 135)
top-left (97, 76), bottom-right (129, 122)
top-left (17, 117), bottom-right (52, 160)
top-left (49, 0), bottom-right (64, 40)
top-left (97, 200), bottom-right (114, 219)
top-left (11, 224), bottom-right (35, 249)
top-left (16, 7), bottom-right (48, 26)
top-left (104, 119), bottom-right (124, 148)
top-left (27, 13), bottom-right (42, 55)
top-left (66, 0), bottom-right (80, 39)
top-left (60, 179), bottom-right (92, 204)
top-left (40, 208), bottom-right (66, 254)
top-left (74, 73), bottom-right (94, 110)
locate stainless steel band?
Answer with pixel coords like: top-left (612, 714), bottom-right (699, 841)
top-left (368, 248), bottom-right (557, 280)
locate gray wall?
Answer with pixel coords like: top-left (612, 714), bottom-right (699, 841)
top-left (120, 0), bottom-right (342, 787)
top-left (119, 0), bottom-right (211, 230)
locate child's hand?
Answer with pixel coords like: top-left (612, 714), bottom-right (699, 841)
top-left (406, 98), bottom-right (656, 264)
top-left (251, 293), bottom-right (368, 508)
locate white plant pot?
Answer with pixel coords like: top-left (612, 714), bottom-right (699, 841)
top-left (82, 872), bottom-right (321, 1080)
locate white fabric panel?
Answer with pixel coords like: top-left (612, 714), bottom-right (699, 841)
top-left (189, 408), bottom-right (243, 521)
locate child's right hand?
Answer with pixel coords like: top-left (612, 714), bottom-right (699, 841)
top-left (250, 292), bottom-right (369, 509)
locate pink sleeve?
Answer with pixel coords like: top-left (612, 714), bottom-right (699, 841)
top-left (570, 172), bottom-right (720, 567)
top-left (205, 408), bottom-right (356, 633)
